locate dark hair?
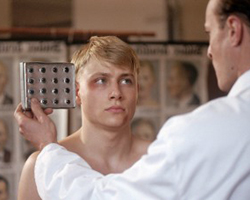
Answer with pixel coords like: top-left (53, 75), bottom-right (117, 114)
top-left (0, 175), bottom-right (9, 193)
top-left (216, 0), bottom-right (250, 27)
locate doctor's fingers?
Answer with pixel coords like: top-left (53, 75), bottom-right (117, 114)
top-left (14, 103), bottom-right (33, 127)
top-left (14, 103), bottom-right (38, 137)
top-left (14, 103), bottom-right (33, 118)
top-left (30, 98), bottom-right (53, 123)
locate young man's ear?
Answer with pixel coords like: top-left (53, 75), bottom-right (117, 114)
top-left (227, 15), bottom-right (243, 46)
top-left (75, 81), bottom-right (81, 105)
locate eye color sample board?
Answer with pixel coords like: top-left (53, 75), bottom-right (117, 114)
top-left (20, 62), bottom-right (76, 110)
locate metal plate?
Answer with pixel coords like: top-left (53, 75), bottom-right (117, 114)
top-left (20, 62), bottom-right (76, 110)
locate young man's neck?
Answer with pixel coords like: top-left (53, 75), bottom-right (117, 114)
top-left (78, 125), bottom-right (134, 174)
top-left (80, 124), bottom-right (132, 155)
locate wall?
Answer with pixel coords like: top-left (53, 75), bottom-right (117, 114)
top-left (0, 1), bottom-right (209, 42)
top-left (73, 0), bottom-right (168, 41)
top-left (0, 0), bottom-right (11, 27)
top-left (72, 0), bottom-right (208, 42)
top-left (180, 0), bottom-right (208, 41)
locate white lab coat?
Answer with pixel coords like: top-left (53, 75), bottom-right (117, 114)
top-left (35, 70), bottom-right (250, 200)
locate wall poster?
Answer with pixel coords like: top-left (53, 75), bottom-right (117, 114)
top-left (0, 40), bottom-right (68, 200)
top-left (131, 43), bottom-right (209, 140)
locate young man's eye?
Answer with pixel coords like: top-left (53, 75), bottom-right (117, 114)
top-left (121, 78), bottom-right (133, 85)
top-left (96, 78), bottom-right (106, 84)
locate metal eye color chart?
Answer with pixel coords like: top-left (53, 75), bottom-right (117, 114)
top-left (20, 62), bottom-right (76, 110)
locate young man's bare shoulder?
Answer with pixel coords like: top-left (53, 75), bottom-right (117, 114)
top-left (25, 151), bottom-right (40, 167)
top-left (58, 131), bottom-right (82, 153)
top-left (21, 151), bottom-right (40, 176)
top-left (19, 151), bottom-right (41, 200)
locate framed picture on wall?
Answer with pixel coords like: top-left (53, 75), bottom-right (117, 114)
top-left (165, 59), bottom-right (202, 110)
top-left (0, 114), bottom-right (14, 168)
top-left (0, 58), bottom-right (15, 109)
top-left (137, 59), bottom-right (160, 108)
top-left (131, 116), bottom-right (160, 141)
top-left (0, 172), bottom-right (16, 200)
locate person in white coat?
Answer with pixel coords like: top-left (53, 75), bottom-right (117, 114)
top-left (14, 0), bottom-right (250, 199)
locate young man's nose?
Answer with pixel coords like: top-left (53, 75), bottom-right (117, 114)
top-left (109, 84), bottom-right (122, 100)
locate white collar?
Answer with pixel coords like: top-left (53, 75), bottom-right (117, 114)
top-left (228, 70), bottom-right (250, 97)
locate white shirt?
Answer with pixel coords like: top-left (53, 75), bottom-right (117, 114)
top-left (35, 70), bottom-right (250, 200)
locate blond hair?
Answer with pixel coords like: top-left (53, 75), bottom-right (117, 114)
top-left (71, 36), bottom-right (140, 80)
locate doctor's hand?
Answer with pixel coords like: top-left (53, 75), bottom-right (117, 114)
top-left (14, 98), bottom-right (58, 151)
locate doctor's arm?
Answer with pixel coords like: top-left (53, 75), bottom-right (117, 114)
top-left (34, 139), bottom-right (176, 200)
top-left (14, 99), bottom-right (178, 200)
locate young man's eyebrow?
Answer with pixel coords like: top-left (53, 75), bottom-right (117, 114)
top-left (121, 73), bottom-right (134, 76)
top-left (89, 72), bottom-right (110, 77)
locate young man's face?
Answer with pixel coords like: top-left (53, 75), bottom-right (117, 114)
top-left (76, 58), bottom-right (138, 130)
top-left (205, 0), bottom-right (238, 92)
top-left (0, 180), bottom-right (8, 200)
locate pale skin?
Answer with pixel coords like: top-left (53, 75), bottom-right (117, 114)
top-left (16, 58), bottom-right (151, 200)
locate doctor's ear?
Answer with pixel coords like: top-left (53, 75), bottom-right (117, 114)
top-left (227, 15), bottom-right (243, 46)
top-left (75, 81), bottom-right (81, 105)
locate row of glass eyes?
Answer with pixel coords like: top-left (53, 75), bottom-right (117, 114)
top-left (38, 99), bottom-right (71, 105)
top-left (28, 88), bottom-right (71, 95)
top-left (27, 77), bottom-right (71, 84)
top-left (27, 67), bottom-right (70, 73)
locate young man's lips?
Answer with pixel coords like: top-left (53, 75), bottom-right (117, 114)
top-left (105, 106), bottom-right (125, 113)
